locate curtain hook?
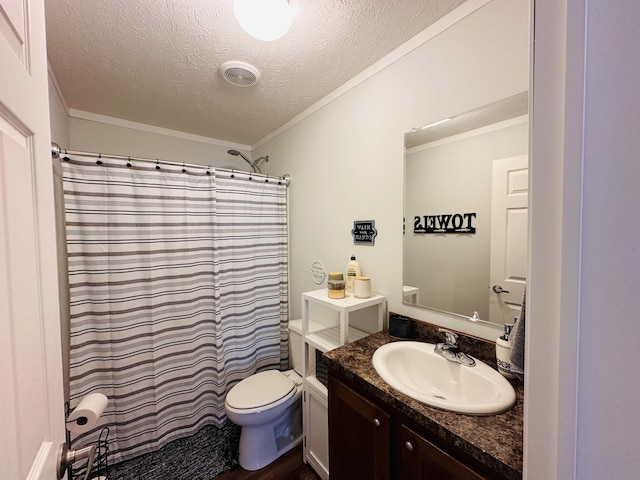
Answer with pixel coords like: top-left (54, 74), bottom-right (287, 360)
top-left (96, 153), bottom-right (103, 165)
top-left (155, 160), bottom-right (161, 171)
top-left (182, 163), bottom-right (187, 174)
top-left (230, 169), bottom-right (235, 179)
top-left (126, 156), bottom-right (132, 168)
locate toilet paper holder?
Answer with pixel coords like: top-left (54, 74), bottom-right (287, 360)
top-left (61, 395), bottom-right (110, 480)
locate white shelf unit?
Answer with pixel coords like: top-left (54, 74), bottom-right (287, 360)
top-left (301, 289), bottom-right (386, 480)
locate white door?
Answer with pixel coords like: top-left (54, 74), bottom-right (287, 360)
top-left (0, 0), bottom-right (67, 478)
top-left (489, 155), bottom-right (528, 325)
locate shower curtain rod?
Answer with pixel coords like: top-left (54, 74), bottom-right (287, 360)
top-left (51, 143), bottom-right (291, 185)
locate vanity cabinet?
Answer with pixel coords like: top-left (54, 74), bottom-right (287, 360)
top-left (301, 289), bottom-right (385, 480)
top-left (328, 373), bottom-right (495, 480)
top-left (328, 375), bottom-right (390, 480)
top-left (397, 424), bottom-right (488, 480)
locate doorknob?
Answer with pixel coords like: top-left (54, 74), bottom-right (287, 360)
top-left (492, 284), bottom-right (510, 294)
top-left (57, 443), bottom-right (96, 480)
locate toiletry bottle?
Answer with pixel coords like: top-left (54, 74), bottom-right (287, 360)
top-left (345, 254), bottom-right (361, 293)
top-left (496, 323), bottom-right (515, 378)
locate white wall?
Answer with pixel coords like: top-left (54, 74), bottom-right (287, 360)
top-left (529, 0), bottom-right (640, 478)
top-left (48, 72), bottom-right (71, 400)
top-left (68, 114), bottom-right (252, 171)
top-left (48, 73), bottom-right (69, 146)
top-left (527, 0), bottom-right (568, 475)
top-left (405, 119), bottom-right (528, 320)
top-left (576, 0), bottom-right (640, 477)
top-left (256, 0), bottom-right (529, 339)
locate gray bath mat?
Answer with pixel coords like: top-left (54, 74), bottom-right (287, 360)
top-left (106, 422), bottom-right (241, 480)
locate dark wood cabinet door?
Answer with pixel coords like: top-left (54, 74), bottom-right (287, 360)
top-left (328, 375), bottom-right (391, 480)
top-left (397, 424), bottom-right (489, 480)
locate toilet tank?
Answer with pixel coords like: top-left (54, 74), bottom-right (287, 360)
top-left (288, 319), bottom-right (313, 375)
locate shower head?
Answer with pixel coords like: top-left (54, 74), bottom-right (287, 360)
top-left (226, 150), bottom-right (270, 174)
top-left (253, 155), bottom-right (269, 168)
top-left (227, 149), bottom-right (252, 165)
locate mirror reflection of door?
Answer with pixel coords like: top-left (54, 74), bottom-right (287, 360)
top-left (489, 155), bottom-right (528, 324)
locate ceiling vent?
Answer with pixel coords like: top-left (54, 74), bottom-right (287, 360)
top-left (220, 61), bottom-right (261, 87)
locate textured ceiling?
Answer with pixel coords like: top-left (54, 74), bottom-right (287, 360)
top-left (45, 0), bottom-right (466, 146)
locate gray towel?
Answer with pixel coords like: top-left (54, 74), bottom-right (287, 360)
top-left (509, 288), bottom-right (526, 378)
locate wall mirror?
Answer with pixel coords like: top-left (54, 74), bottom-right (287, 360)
top-left (403, 92), bottom-right (529, 326)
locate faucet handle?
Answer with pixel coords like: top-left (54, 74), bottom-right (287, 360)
top-left (438, 328), bottom-right (459, 346)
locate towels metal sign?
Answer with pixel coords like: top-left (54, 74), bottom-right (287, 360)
top-left (413, 212), bottom-right (477, 234)
top-left (352, 220), bottom-right (377, 245)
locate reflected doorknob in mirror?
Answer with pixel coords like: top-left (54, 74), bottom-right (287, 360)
top-left (492, 284), bottom-right (510, 294)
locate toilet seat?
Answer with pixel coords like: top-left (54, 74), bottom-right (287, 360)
top-left (226, 370), bottom-right (295, 412)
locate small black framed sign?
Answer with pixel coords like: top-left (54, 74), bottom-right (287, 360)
top-left (352, 220), bottom-right (377, 245)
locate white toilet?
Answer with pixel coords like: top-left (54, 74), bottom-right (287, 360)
top-left (224, 321), bottom-right (305, 471)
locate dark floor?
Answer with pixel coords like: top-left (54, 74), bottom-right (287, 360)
top-left (215, 445), bottom-right (320, 480)
top-left (104, 424), bottom-right (319, 480)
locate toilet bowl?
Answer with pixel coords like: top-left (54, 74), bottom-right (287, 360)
top-left (224, 323), bottom-right (304, 471)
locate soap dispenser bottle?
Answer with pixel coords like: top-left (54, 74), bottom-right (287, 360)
top-left (496, 323), bottom-right (515, 379)
top-left (345, 254), bottom-right (361, 293)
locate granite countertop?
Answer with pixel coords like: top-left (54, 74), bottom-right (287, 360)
top-left (323, 331), bottom-right (523, 480)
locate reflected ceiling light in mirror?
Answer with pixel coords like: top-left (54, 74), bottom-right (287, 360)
top-left (405, 92), bottom-right (529, 149)
top-left (413, 118), bottom-right (451, 132)
top-left (233, 0), bottom-right (293, 41)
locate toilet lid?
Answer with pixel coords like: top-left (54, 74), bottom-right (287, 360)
top-left (226, 370), bottom-right (295, 410)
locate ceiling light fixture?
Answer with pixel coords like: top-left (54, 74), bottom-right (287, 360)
top-left (233, 0), bottom-right (293, 41)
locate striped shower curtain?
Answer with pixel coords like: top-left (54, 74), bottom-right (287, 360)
top-left (62, 156), bottom-right (289, 463)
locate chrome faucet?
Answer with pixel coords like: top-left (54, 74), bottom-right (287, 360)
top-left (434, 328), bottom-right (476, 367)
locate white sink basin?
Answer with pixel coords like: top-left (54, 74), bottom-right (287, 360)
top-left (372, 341), bottom-right (516, 415)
